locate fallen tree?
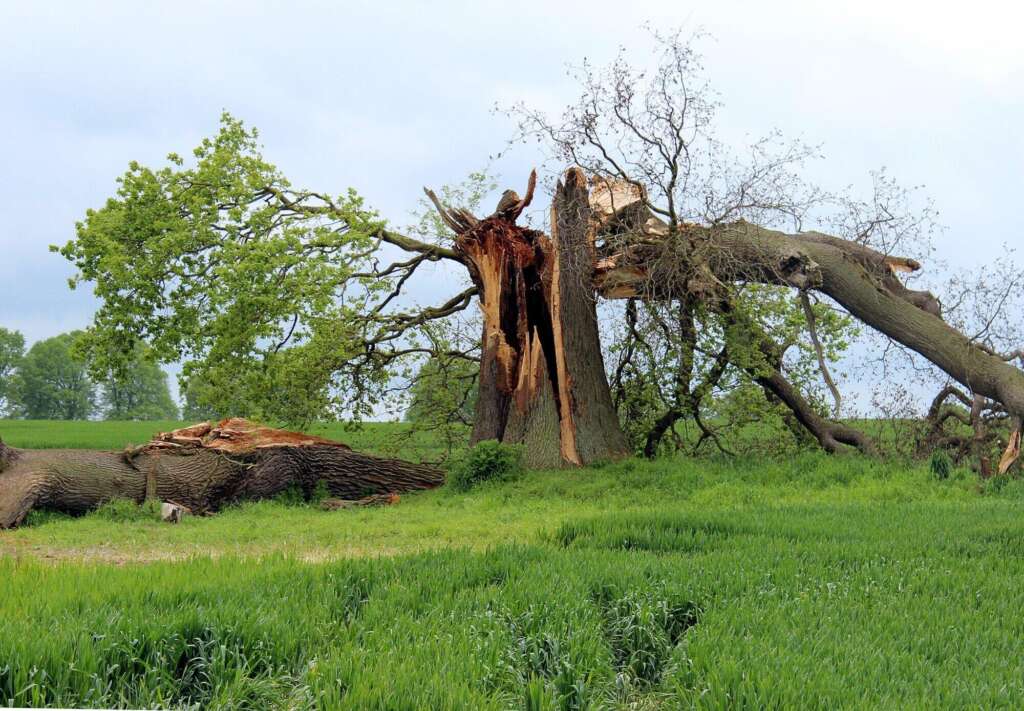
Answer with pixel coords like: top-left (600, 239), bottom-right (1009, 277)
top-left (500, 34), bottom-right (1024, 465)
top-left (434, 167), bottom-right (1023, 463)
top-left (56, 35), bottom-right (1024, 470)
top-left (0, 419), bottom-right (443, 528)
top-left (587, 179), bottom-right (1024, 455)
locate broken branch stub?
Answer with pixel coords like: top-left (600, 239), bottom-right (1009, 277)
top-left (998, 427), bottom-right (1022, 475)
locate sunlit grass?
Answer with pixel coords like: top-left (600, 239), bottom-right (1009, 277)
top-left (3, 421), bottom-right (1024, 708)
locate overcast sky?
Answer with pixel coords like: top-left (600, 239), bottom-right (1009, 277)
top-left (2, 0), bottom-right (1021, 358)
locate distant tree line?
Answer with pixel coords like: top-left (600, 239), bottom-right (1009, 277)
top-left (0, 327), bottom-right (178, 420)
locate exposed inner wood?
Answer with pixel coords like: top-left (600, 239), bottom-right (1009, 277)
top-left (427, 170), bottom-right (628, 467)
top-left (998, 427), bottom-right (1021, 475)
top-left (456, 216), bottom-right (570, 467)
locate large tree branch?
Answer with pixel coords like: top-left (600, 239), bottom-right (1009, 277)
top-left (378, 228), bottom-right (463, 263)
top-left (595, 202), bottom-right (1024, 421)
top-left (260, 185), bottom-right (464, 263)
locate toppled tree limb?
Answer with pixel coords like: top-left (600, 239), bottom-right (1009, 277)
top-left (591, 184), bottom-right (1024, 425)
top-left (921, 385), bottom-right (974, 456)
top-left (719, 299), bottom-right (875, 455)
top-left (0, 419), bottom-right (443, 529)
top-left (927, 385), bottom-right (973, 422)
top-left (800, 291), bottom-right (842, 418)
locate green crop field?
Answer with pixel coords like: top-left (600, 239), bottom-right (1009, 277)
top-left (2, 420), bottom-right (1024, 708)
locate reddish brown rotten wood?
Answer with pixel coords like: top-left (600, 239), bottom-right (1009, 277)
top-left (429, 169), bottom-right (628, 467)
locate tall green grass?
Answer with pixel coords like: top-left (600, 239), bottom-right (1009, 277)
top-left (6, 500), bottom-right (1024, 708)
top-left (3, 422), bottom-right (1024, 707)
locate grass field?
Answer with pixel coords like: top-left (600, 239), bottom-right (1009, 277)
top-left (0, 419), bottom-right (447, 460)
top-left (3, 420), bottom-right (1024, 708)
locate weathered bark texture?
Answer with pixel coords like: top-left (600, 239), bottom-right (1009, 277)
top-left (0, 419), bottom-right (443, 529)
top-left (426, 169), bottom-right (629, 467)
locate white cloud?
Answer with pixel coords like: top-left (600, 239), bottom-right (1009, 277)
top-left (0, 0), bottom-right (1020, 352)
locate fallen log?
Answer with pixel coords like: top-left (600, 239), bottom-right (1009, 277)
top-left (0, 419), bottom-right (444, 529)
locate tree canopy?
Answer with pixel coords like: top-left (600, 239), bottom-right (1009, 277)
top-left (58, 113), bottom-right (475, 424)
top-left (0, 328), bottom-right (25, 418)
top-left (98, 345), bottom-right (178, 420)
top-left (14, 332), bottom-right (95, 420)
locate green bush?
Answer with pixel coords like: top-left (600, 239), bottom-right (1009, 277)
top-left (273, 480), bottom-right (331, 507)
top-left (90, 498), bottom-right (161, 523)
top-left (930, 450), bottom-right (952, 480)
top-left (447, 440), bottom-right (523, 491)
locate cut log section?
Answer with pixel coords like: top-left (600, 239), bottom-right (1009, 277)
top-left (0, 419), bottom-right (444, 529)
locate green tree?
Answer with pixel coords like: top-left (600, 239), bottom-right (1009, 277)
top-left (57, 113), bottom-right (483, 425)
top-left (0, 327), bottom-right (25, 417)
top-left (99, 346), bottom-right (178, 420)
top-left (180, 379), bottom-right (222, 422)
top-left (15, 332), bottom-right (95, 420)
top-left (405, 354), bottom-right (477, 426)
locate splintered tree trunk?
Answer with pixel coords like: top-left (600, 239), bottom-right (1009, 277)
top-left (430, 170), bottom-right (629, 467)
top-left (0, 419), bottom-right (443, 528)
top-left (548, 170), bottom-right (632, 463)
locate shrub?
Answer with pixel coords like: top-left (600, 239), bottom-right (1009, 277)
top-left (90, 498), bottom-right (161, 523)
top-left (447, 440), bottom-right (523, 491)
top-left (273, 480), bottom-right (330, 507)
top-left (930, 450), bottom-right (953, 480)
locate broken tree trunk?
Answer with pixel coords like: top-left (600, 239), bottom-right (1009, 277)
top-left (426, 169), bottom-right (629, 467)
top-left (592, 181), bottom-right (1024, 433)
top-left (427, 168), bottom-right (1023, 463)
top-left (0, 419), bottom-right (443, 529)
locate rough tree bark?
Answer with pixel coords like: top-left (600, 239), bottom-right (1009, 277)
top-left (426, 169), bottom-right (629, 467)
top-left (0, 419), bottom-right (443, 529)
